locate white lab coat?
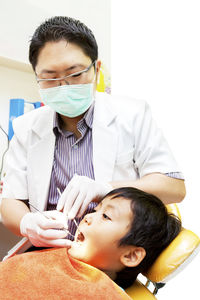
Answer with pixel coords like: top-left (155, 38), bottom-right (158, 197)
top-left (2, 92), bottom-right (180, 211)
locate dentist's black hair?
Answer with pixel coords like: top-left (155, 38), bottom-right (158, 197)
top-left (29, 16), bottom-right (98, 71)
top-left (103, 187), bottom-right (182, 289)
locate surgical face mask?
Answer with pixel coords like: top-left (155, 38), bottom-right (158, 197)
top-left (39, 82), bottom-right (95, 118)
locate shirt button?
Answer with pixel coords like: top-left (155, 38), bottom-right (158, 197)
top-left (73, 144), bottom-right (78, 149)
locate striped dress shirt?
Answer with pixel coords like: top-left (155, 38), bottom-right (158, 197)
top-left (47, 103), bottom-right (97, 239)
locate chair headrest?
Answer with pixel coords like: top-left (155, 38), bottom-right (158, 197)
top-left (166, 203), bottom-right (182, 221)
top-left (143, 228), bottom-right (200, 283)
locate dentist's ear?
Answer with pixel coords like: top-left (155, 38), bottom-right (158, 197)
top-left (96, 60), bottom-right (101, 73)
top-left (120, 247), bottom-right (146, 268)
top-left (95, 60), bottom-right (101, 84)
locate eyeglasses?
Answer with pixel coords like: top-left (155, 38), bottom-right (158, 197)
top-left (36, 61), bottom-right (96, 89)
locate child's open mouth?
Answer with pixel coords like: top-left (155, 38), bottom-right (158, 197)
top-left (76, 231), bottom-right (85, 243)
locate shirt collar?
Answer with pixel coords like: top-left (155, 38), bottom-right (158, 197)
top-left (53, 102), bottom-right (94, 136)
top-left (83, 101), bottom-right (94, 129)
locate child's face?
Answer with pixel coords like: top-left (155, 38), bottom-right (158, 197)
top-left (68, 196), bottom-right (133, 271)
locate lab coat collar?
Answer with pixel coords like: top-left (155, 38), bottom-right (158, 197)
top-left (28, 106), bottom-right (55, 211)
top-left (31, 93), bottom-right (116, 138)
top-left (31, 106), bottom-right (55, 139)
top-left (92, 92), bottom-right (118, 182)
top-left (30, 94), bottom-right (118, 208)
top-left (94, 92), bottom-right (117, 126)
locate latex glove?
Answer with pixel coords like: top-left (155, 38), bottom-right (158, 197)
top-left (20, 210), bottom-right (72, 248)
top-left (57, 174), bottom-right (112, 218)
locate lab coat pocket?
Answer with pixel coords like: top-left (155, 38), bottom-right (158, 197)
top-left (115, 150), bottom-right (134, 165)
top-left (113, 149), bottom-right (138, 181)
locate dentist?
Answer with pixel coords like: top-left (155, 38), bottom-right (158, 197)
top-left (1, 16), bottom-right (185, 251)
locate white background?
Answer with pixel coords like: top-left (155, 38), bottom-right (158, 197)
top-left (112, 1), bottom-right (200, 299)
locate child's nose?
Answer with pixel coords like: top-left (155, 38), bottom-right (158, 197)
top-left (84, 214), bottom-right (92, 225)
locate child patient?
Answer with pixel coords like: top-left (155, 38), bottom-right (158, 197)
top-left (0, 187), bottom-right (181, 300)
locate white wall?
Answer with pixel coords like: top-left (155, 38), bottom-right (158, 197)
top-left (112, 0), bottom-right (200, 299)
top-left (0, 0), bottom-right (110, 69)
top-left (0, 64), bottom-right (39, 128)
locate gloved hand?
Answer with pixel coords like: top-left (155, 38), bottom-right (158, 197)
top-left (56, 174), bottom-right (112, 218)
top-left (20, 210), bottom-right (72, 248)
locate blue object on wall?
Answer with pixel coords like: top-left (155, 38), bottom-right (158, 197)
top-left (34, 102), bottom-right (42, 109)
top-left (8, 98), bottom-right (42, 140)
top-left (8, 99), bottom-right (25, 140)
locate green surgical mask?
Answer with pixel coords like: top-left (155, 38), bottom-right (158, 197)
top-left (39, 83), bottom-right (95, 118)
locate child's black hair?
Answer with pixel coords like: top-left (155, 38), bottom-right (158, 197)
top-left (103, 187), bottom-right (182, 289)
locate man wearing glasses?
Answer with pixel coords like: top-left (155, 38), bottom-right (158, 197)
top-left (1, 16), bottom-right (185, 252)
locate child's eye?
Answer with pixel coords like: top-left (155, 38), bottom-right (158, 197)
top-left (102, 213), bottom-right (111, 220)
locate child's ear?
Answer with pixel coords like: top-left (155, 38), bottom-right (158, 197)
top-left (120, 247), bottom-right (146, 268)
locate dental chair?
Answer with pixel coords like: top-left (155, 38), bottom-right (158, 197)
top-left (125, 204), bottom-right (200, 299)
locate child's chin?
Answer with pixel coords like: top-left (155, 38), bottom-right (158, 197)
top-left (68, 240), bottom-right (84, 258)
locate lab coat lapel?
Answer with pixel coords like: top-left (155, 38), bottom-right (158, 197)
top-left (29, 110), bottom-right (55, 211)
top-left (93, 94), bottom-right (118, 182)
